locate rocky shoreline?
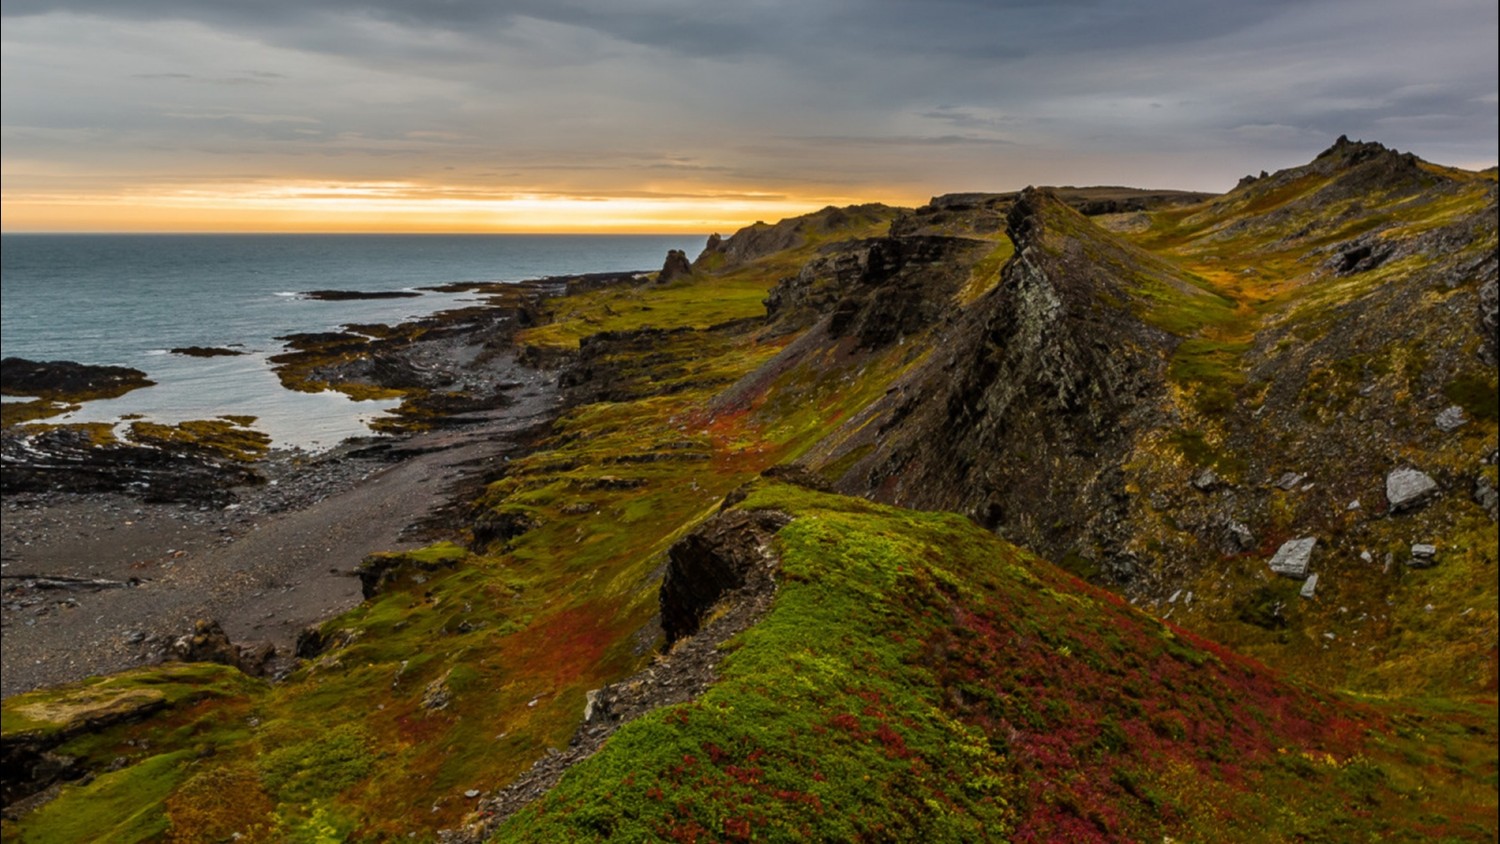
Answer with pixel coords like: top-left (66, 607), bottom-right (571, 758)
top-left (0, 269), bottom-right (640, 698)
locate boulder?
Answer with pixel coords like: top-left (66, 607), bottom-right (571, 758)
top-left (1191, 469), bottom-right (1221, 492)
top-left (1386, 467), bottom-right (1438, 512)
top-left (1268, 537), bottom-right (1317, 579)
top-left (1434, 406), bottom-right (1468, 433)
top-left (1275, 472), bottom-right (1307, 491)
top-left (1407, 544), bottom-right (1437, 568)
top-left (1299, 573), bottom-right (1319, 599)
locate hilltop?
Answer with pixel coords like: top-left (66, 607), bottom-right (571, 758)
top-left (2, 138), bottom-right (1496, 842)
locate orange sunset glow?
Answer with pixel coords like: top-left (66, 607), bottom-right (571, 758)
top-left (1, 179), bottom-right (906, 234)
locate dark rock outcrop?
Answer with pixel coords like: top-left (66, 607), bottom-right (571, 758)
top-left (763, 235), bottom-right (989, 343)
top-left (657, 249), bottom-right (693, 283)
top-left (0, 426), bottom-right (261, 504)
top-left (813, 189), bottom-right (1179, 580)
top-left (469, 508), bottom-right (542, 552)
top-left (356, 550), bottom-right (464, 600)
top-left (659, 508), bottom-right (791, 644)
top-left (1, 357), bottom-right (154, 402)
top-left (693, 204), bottom-right (894, 270)
top-left (168, 618), bottom-right (275, 676)
top-left (169, 346), bottom-right (245, 357)
top-left (301, 289), bottom-right (423, 301)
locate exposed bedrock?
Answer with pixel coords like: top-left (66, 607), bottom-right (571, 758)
top-left (659, 508), bottom-right (792, 644)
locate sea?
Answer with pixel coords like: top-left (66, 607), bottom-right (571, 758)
top-left (1, 234), bottom-right (706, 450)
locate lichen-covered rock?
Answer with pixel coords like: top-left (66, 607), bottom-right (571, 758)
top-left (1191, 469), bottom-right (1221, 492)
top-left (1268, 537), bottom-right (1317, 579)
top-left (1434, 406), bottom-right (1468, 432)
top-left (1407, 544), bottom-right (1438, 568)
top-left (1475, 474), bottom-right (1499, 521)
top-left (1386, 467), bottom-right (1439, 512)
top-left (170, 619), bottom-right (242, 668)
top-left (422, 669), bottom-right (453, 711)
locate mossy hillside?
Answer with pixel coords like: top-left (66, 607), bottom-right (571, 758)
top-left (1, 662), bottom-right (262, 742)
top-left (2, 665), bottom-right (265, 844)
top-left (4, 248), bottom-right (917, 841)
top-left (519, 209), bottom-right (895, 354)
top-left (496, 483), bottom-right (1497, 843)
top-left (1065, 147), bottom-right (1498, 696)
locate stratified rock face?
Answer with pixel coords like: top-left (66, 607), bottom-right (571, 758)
top-left (763, 235), bottom-right (989, 343)
top-left (1386, 467), bottom-right (1439, 511)
top-left (657, 249), bottom-right (692, 284)
top-left (659, 509), bottom-right (791, 644)
top-left (817, 189), bottom-right (1179, 579)
top-left (0, 357), bottom-right (154, 401)
top-left (693, 204), bottom-right (894, 270)
top-left (1268, 537), bottom-right (1317, 579)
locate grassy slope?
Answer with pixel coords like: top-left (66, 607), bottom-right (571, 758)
top-left (1106, 156), bottom-right (1499, 695)
top-left (496, 483), bottom-right (1496, 843)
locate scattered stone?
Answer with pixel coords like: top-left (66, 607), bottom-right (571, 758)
top-left (1407, 544), bottom-right (1437, 568)
top-left (1360, 550), bottom-right (1373, 564)
top-left (1167, 589), bottom-right (1182, 604)
top-left (1190, 469), bottom-right (1221, 492)
top-left (1346, 499), bottom-right (1360, 511)
top-left (464, 789), bottom-right (481, 799)
top-left (1299, 573), bottom-right (1319, 599)
top-left (421, 669), bottom-right (454, 711)
top-left (1386, 467), bottom-right (1438, 512)
top-left (1268, 537), bottom-right (1317, 579)
top-left (1275, 472), bottom-right (1306, 491)
top-left (1218, 518), bottom-right (1255, 554)
top-left (1434, 406), bottom-right (1468, 433)
top-left (1475, 474), bottom-right (1499, 522)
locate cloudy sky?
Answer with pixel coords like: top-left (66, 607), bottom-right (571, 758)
top-left (2, 0), bottom-right (1496, 231)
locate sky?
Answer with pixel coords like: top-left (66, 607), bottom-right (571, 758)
top-left (2, 0), bottom-right (1496, 233)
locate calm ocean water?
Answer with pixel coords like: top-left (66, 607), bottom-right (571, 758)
top-left (1, 234), bottom-right (705, 449)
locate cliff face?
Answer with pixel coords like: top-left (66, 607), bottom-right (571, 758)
top-left (810, 189), bottom-right (1183, 580)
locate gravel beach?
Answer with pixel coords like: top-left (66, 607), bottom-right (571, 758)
top-left (1, 372), bottom-right (561, 698)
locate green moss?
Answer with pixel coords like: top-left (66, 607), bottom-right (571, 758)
top-left (1444, 372), bottom-right (1499, 422)
top-left (126, 418), bottom-right (271, 462)
top-left (258, 724), bottom-right (375, 803)
top-left (3, 663), bottom-right (262, 741)
top-left (15, 751), bottom-right (193, 844)
top-left (0, 399), bottom-right (77, 427)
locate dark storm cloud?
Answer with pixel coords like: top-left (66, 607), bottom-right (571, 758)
top-left (2, 0), bottom-right (1495, 211)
